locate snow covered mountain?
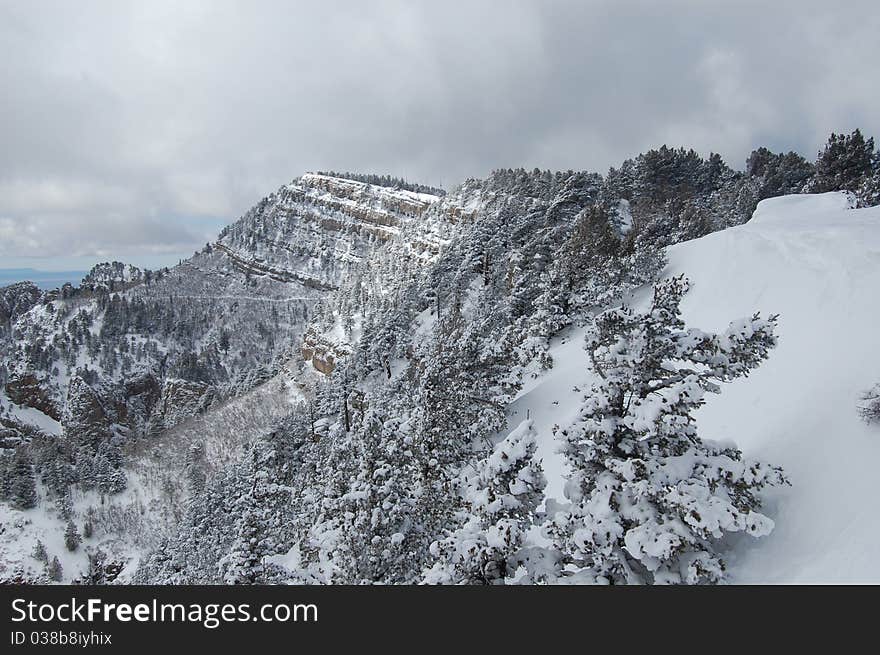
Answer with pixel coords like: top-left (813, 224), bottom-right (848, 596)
top-left (2, 132), bottom-right (879, 584)
top-left (0, 172), bottom-right (456, 582)
top-left (137, 185), bottom-right (879, 585)
top-left (0, 173), bottom-right (448, 439)
top-left (215, 173), bottom-right (445, 290)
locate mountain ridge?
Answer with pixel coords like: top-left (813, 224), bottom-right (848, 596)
top-left (1, 131), bottom-right (879, 583)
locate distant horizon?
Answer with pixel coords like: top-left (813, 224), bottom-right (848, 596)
top-left (0, 268), bottom-right (88, 290)
top-left (0, 256), bottom-right (185, 288)
top-left (0, 252), bottom-right (196, 278)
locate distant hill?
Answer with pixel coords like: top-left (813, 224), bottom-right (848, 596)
top-left (0, 268), bottom-right (88, 290)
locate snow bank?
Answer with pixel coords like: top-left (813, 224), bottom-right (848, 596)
top-left (664, 192), bottom-right (880, 583)
top-left (514, 192), bottom-right (880, 582)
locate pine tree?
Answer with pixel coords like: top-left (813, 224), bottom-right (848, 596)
top-left (185, 443), bottom-right (207, 495)
top-left (812, 129), bottom-right (875, 194)
top-left (334, 408), bottom-right (421, 584)
top-left (10, 447), bottom-right (37, 510)
top-left (858, 147), bottom-right (880, 208)
top-left (84, 549), bottom-right (107, 584)
top-left (424, 420), bottom-right (545, 584)
top-left (65, 520), bottom-right (82, 552)
top-left (534, 206), bottom-right (621, 335)
top-left (47, 556), bottom-right (63, 582)
top-left (32, 539), bottom-right (48, 563)
top-left (42, 455), bottom-right (74, 499)
top-left (550, 276), bottom-right (787, 584)
top-left (221, 442), bottom-right (289, 584)
top-left (83, 508), bottom-right (95, 539)
top-left (746, 147), bottom-right (814, 200)
top-left (57, 491), bottom-right (74, 521)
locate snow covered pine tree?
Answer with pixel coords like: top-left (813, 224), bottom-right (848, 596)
top-left (859, 383), bottom-right (880, 424)
top-left (220, 442), bottom-right (290, 584)
top-left (65, 520), bottom-right (82, 552)
top-left (9, 446), bottom-right (37, 510)
top-left (551, 276), bottom-right (787, 584)
top-left (424, 419), bottom-right (545, 584)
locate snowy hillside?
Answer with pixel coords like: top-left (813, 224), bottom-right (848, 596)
top-left (668, 193), bottom-right (880, 583)
top-left (0, 367), bottom-right (302, 583)
top-left (0, 172), bottom-right (453, 583)
top-left (518, 192), bottom-right (880, 583)
top-left (4, 136), bottom-right (880, 585)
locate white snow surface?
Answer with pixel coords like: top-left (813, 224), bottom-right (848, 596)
top-left (513, 192), bottom-right (880, 583)
top-left (0, 399), bottom-right (62, 436)
top-left (668, 192), bottom-right (880, 583)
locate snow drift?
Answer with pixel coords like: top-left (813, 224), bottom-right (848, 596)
top-left (666, 192), bottom-right (880, 583)
top-left (517, 192), bottom-right (880, 582)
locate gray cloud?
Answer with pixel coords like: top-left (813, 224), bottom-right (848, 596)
top-left (1, 0), bottom-right (878, 267)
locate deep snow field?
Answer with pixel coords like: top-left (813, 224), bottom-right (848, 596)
top-left (513, 192), bottom-right (880, 583)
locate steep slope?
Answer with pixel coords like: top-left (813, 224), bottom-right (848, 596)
top-left (666, 192), bottom-right (880, 583)
top-left (5, 143), bottom-right (879, 584)
top-left (131, 153), bottom-right (879, 585)
top-left (0, 368), bottom-right (302, 583)
top-left (516, 192), bottom-right (880, 583)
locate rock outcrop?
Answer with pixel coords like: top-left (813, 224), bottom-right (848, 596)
top-left (5, 373), bottom-right (61, 421)
top-left (301, 327), bottom-right (352, 375)
top-left (157, 378), bottom-right (215, 429)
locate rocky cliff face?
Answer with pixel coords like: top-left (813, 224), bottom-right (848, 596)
top-left (5, 373), bottom-right (61, 421)
top-left (155, 378), bottom-right (215, 429)
top-left (215, 173), bottom-right (444, 291)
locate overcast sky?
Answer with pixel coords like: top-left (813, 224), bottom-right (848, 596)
top-left (1, 0), bottom-right (878, 272)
